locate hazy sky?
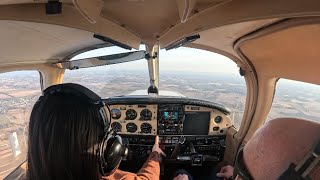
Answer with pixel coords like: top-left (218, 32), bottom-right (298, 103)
top-left (72, 46), bottom-right (239, 74)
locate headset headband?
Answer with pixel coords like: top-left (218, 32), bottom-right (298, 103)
top-left (43, 83), bottom-right (102, 105)
top-left (41, 83), bottom-right (109, 129)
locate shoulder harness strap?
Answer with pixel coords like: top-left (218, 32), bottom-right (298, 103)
top-left (279, 139), bottom-right (320, 180)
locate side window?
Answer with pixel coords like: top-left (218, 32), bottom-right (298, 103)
top-left (0, 71), bottom-right (41, 179)
top-left (267, 79), bottom-right (320, 122)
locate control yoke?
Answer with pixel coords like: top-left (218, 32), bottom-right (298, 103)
top-left (170, 136), bottom-right (186, 159)
top-left (170, 136), bottom-right (203, 166)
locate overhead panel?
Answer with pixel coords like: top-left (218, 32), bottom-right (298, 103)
top-left (101, 0), bottom-right (180, 40)
top-left (101, 0), bottom-right (228, 42)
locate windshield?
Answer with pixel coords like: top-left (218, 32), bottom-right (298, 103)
top-left (159, 48), bottom-right (246, 128)
top-left (64, 46), bottom-right (149, 97)
top-left (64, 46), bottom-right (246, 128)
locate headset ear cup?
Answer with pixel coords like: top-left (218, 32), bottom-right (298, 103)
top-left (98, 133), bottom-right (109, 176)
top-left (115, 135), bottom-right (128, 158)
top-left (99, 133), bottom-right (127, 176)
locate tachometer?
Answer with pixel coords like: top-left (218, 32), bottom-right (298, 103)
top-left (111, 108), bottom-right (121, 119)
top-left (126, 122), bottom-right (137, 133)
top-left (140, 123), bottom-right (152, 134)
top-left (111, 122), bottom-right (122, 132)
top-left (140, 109), bottom-right (152, 121)
top-left (126, 109), bottom-right (137, 120)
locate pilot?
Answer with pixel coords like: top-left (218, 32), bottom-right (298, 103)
top-left (26, 83), bottom-right (165, 180)
top-left (174, 118), bottom-right (320, 180)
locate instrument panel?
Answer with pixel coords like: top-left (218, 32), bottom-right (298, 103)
top-left (108, 104), bottom-right (232, 136)
top-left (105, 97), bottom-right (233, 172)
top-left (109, 104), bottom-right (158, 135)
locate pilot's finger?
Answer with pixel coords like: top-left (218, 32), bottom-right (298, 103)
top-left (216, 172), bottom-right (227, 177)
top-left (155, 135), bottom-right (159, 144)
top-left (159, 148), bottom-right (166, 157)
top-left (173, 174), bottom-right (182, 180)
top-left (174, 174), bottom-right (184, 180)
top-left (220, 166), bottom-right (228, 173)
top-left (216, 172), bottom-right (223, 177)
top-left (176, 174), bottom-right (188, 180)
top-left (161, 150), bottom-right (166, 157)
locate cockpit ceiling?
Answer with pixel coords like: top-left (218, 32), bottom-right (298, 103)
top-left (238, 18), bottom-right (320, 85)
top-left (101, 0), bottom-right (227, 40)
top-left (1, 0), bottom-right (320, 69)
top-left (0, 20), bottom-right (106, 66)
top-left (188, 18), bottom-right (281, 64)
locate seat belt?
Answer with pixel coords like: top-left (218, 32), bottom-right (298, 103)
top-left (279, 139), bottom-right (320, 180)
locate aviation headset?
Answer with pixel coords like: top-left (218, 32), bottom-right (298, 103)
top-left (37, 83), bottom-right (128, 176)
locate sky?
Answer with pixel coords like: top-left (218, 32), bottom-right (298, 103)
top-left (72, 46), bottom-right (239, 74)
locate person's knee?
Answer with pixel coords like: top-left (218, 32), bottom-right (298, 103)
top-left (173, 169), bottom-right (193, 180)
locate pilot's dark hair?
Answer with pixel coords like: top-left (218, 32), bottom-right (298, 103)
top-left (27, 90), bottom-right (105, 180)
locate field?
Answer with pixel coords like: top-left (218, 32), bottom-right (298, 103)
top-left (0, 72), bottom-right (40, 179)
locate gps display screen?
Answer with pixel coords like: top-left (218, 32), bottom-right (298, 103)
top-left (183, 112), bottom-right (210, 135)
top-left (163, 111), bottom-right (179, 122)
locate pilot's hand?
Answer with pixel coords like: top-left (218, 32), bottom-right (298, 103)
top-left (216, 165), bottom-right (234, 179)
top-left (152, 136), bottom-right (166, 157)
top-left (173, 174), bottom-right (189, 180)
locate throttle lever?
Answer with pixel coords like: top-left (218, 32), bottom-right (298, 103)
top-left (188, 141), bottom-right (203, 166)
top-left (170, 136), bottom-right (186, 159)
top-left (188, 141), bottom-right (196, 154)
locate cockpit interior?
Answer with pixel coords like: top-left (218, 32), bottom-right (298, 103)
top-left (0, 0), bottom-right (320, 179)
